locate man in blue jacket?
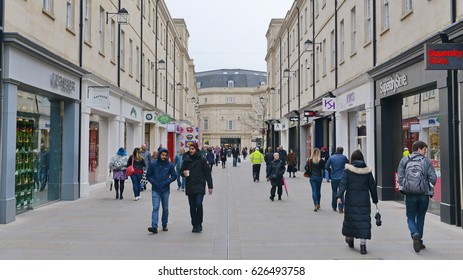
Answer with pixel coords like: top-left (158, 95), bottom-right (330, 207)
top-left (325, 147), bottom-right (349, 213)
top-left (146, 148), bottom-right (177, 234)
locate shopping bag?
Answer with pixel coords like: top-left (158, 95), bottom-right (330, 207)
top-left (106, 173), bottom-right (113, 192)
top-left (140, 170), bottom-right (148, 186)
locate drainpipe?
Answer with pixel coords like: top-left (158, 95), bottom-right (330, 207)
top-left (296, 6), bottom-right (301, 170)
top-left (287, 28), bottom-right (290, 114)
top-left (155, 0), bottom-right (160, 109)
top-left (0, 0), bottom-right (4, 201)
top-left (140, 0), bottom-right (143, 100)
top-left (165, 22), bottom-right (169, 114)
top-left (279, 36), bottom-right (282, 119)
top-left (78, 0), bottom-right (84, 196)
top-left (312, 0), bottom-right (316, 101)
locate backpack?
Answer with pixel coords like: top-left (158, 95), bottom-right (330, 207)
top-left (113, 159), bottom-right (124, 170)
top-left (401, 156), bottom-right (427, 195)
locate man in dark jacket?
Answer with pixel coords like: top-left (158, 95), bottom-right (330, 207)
top-left (325, 147), bottom-right (349, 213)
top-left (231, 145), bottom-right (240, 167)
top-left (268, 153), bottom-right (286, 201)
top-left (264, 147), bottom-right (274, 180)
top-left (146, 148), bottom-right (177, 234)
top-left (181, 142), bottom-right (213, 233)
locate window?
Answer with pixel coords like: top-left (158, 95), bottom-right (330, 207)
top-left (110, 19), bottom-right (116, 61)
top-left (228, 80), bottom-right (234, 88)
top-left (351, 7), bottom-right (357, 54)
top-left (364, 0), bottom-right (372, 43)
top-left (382, 0), bottom-right (390, 30)
top-left (204, 118), bottom-right (209, 130)
top-left (315, 47), bottom-right (320, 81)
top-left (142, 53), bottom-right (145, 85)
top-left (99, 7), bottom-right (105, 54)
top-left (148, 0), bottom-right (152, 25)
top-left (403, 0), bottom-right (412, 14)
top-left (196, 82), bottom-right (202, 89)
top-left (309, 1), bottom-right (313, 26)
top-left (330, 31), bottom-right (335, 69)
top-left (227, 120), bottom-right (235, 130)
top-left (226, 97), bottom-right (236, 103)
top-left (340, 19), bottom-right (345, 62)
top-left (129, 39), bottom-right (133, 76)
top-left (121, 31), bottom-right (126, 69)
top-left (66, 0), bottom-right (74, 30)
top-left (322, 38), bottom-right (326, 75)
top-left (43, 0), bottom-right (53, 13)
top-left (136, 46), bottom-right (140, 81)
top-left (84, 0), bottom-right (91, 43)
top-left (315, 0), bottom-right (319, 17)
top-left (204, 97), bottom-right (208, 103)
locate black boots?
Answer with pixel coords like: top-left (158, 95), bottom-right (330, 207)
top-left (119, 185), bottom-right (124, 199)
top-left (345, 237), bottom-right (354, 248)
top-left (360, 244), bottom-right (367, 254)
top-left (192, 224), bottom-right (202, 233)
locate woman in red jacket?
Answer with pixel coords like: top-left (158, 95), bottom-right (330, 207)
top-left (127, 148), bottom-right (146, 201)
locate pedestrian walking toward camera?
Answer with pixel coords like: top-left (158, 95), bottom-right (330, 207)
top-left (337, 150), bottom-right (378, 255)
top-left (108, 147), bottom-right (128, 199)
top-left (127, 148), bottom-right (146, 201)
top-left (146, 148), bottom-right (177, 234)
top-left (231, 145), bottom-right (240, 167)
top-left (268, 153), bottom-right (285, 201)
top-left (173, 147), bottom-right (186, 191)
top-left (287, 149), bottom-right (297, 178)
top-left (181, 143), bottom-right (213, 233)
top-left (397, 140), bottom-right (437, 253)
top-left (305, 148), bottom-right (325, 211)
top-left (220, 147), bottom-right (227, 169)
top-left (140, 143), bottom-right (152, 191)
top-left (325, 147), bottom-right (349, 213)
top-left (206, 148), bottom-right (215, 170)
top-left (250, 147), bottom-right (264, 182)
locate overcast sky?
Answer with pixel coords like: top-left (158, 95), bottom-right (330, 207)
top-left (166, 0), bottom-right (294, 72)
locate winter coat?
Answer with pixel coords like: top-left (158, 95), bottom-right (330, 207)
top-left (146, 157), bottom-right (177, 193)
top-left (206, 151), bottom-right (215, 165)
top-left (337, 161), bottom-right (378, 239)
top-left (268, 159), bottom-right (285, 186)
top-left (180, 152), bottom-right (213, 195)
top-left (108, 154), bottom-right (128, 171)
top-left (325, 153), bottom-right (349, 179)
top-left (250, 150), bottom-right (264, 164)
top-left (173, 153), bottom-right (184, 171)
top-left (287, 152), bottom-right (297, 172)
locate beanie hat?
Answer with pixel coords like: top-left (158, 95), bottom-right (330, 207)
top-left (190, 142), bottom-right (199, 151)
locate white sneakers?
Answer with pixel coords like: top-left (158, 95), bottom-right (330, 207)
top-left (134, 196), bottom-right (141, 201)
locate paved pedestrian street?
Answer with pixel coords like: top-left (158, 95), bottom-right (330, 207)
top-left (0, 159), bottom-right (462, 260)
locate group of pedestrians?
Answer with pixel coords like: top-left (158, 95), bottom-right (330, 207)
top-left (299, 141), bottom-right (437, 255)
top-left (108, 143), bottom-right (214, 235)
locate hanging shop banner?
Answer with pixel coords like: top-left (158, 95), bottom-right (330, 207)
top-left (322, 98), bottom-right (336, 112)
top-left (157, 114), bottom-right (173, 124)
top-left (143, 111), bottom-right (156, 123)
top-left (88, 86), bottom-right (110, 109)
top-left (425, 43), bottom-right (463, 70)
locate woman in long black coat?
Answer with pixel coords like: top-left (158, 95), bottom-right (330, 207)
top-left (337, 150), bottom-right (378, 255)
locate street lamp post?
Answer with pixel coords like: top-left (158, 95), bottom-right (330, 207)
top-left (175, 82), bottom-right (183, 119)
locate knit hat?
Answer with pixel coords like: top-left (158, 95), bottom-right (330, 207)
top-left (189, 142), bottom-right (199, 151)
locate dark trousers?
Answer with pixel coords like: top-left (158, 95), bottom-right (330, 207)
top-left (270, 184), bottom-right (283, 198)
top-left (252, 164), bottom-right (261, 180)
top-left (188, 194), bottom-right (204, 227)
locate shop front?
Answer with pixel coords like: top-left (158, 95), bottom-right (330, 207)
top-left (1, 34), bottom-right (84, 223)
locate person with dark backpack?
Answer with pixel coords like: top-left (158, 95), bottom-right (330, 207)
top-left (397, 141), bottom-right (437, 253)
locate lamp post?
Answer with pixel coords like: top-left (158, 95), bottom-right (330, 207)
top-left (175, 82), bottom-right (183, 119)
top-left (106, 5), bottom-right (129, 88)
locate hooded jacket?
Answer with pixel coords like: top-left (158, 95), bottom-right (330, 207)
top-left (181, 151), bottom-right (213, 195)
top-left (337, 161), bottom-right (378, 239)
top-left (146, 148), bottom-right (177, 192)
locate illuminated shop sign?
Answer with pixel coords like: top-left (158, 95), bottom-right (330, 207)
top-left (425, 43), bottom-right (463, 70)
top-left (379, 74), bottom-right (408, 95)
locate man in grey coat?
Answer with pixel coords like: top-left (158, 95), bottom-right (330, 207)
top-left (397, 140), bottom-right (437, 253)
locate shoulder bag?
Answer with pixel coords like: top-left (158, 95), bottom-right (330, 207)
top-left (126, 158), bottom-right (135, 176)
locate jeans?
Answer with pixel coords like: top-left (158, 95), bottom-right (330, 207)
top-left (233, 157), bottom-right (238, 167)
top-left (266, 164), bottom-right (271, 179)
top-left (176, 169), bottom-right (185, 190)
top-left (331, 179), bottom-right (343, 210)
top-left (151, 189), bottom-right (170, 228)
top-left (130, 173), bottom-right (142, 198)
top-left (405, 194), bottom-right (429, 240)
top-left (39, 169), bottom-right (48, 191)
top-left (309, 175), bottom-right (323, 206)
top-left (188, 194), bottom-right (204, 227)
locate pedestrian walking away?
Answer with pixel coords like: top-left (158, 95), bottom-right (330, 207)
top-left (305, 148), bottom-right (325, 212)
top-left (321, 146), bottom-right (331, 182)
top-left (337, 150), bottom-right (378, 255)
top-left (286, 149), bottom-right (297, 178)
top-left (250, 147), bottom-right (264, 182)
top-left (180, 142), bottom-right (213, 233)
top-left (108, 147), bottom-right (129, 199)
top-left (325, 147), bottom-right (349, 213)
top-left (146, 148), bottom-right (177, 234)
top-left (140, 143), bottom-right (152, 191)
top-left (206, 148), bottom-right (215, 171)
top-left (173, 147), bottom-right (186, 191)
top-left (264, 147), bottom-right (274, 180)
top-left (127, 148), bottom-right (146, 201)
top-left (397, 140), bottom-right (437, 253)
top-left (268, 153), bottom-right (285, 201)
top-left (220, 147), bottom-right (227, 169)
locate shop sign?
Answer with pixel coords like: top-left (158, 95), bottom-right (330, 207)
top-left (379, 74), bottom-right (408, 95)
top-left (50, 73), bottom-right (76, 94)
top-left (289, 117), bottom-right (299, 122)
top-left (274, 123), bottom-right (282, 131)
top-left (88, 86), bottom-right (110, 109)
top-left (425, 43), bottom-right (463, 70)
top-left (322, 98), bottom-right (336, 111)
top-left (157, 114), bottom-right (172, 124)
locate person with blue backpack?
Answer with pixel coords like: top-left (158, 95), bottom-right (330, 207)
top-left (397, 141), bottom-right (437, 253)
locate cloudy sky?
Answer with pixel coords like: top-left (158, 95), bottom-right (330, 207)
top-left (166, 0), bottom-right (294, 72)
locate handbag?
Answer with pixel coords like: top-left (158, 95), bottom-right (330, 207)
top-left (126, 158), bottom-right (135, 176)
top-left (303, 159), bottom-right (312, 178)
top-left (106, 172), bottom-right (113, 192)
top-left (140, 169), bottom-right (148, 186)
